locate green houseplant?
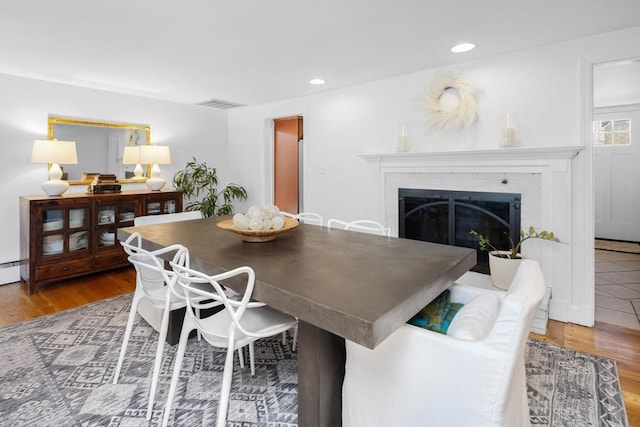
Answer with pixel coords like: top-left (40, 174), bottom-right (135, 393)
top-left (469, 226), bottom-right (560, 289)
top-left (469, 226), bottom-right (559, 259)
top-left (172, 157), bottom-right (247, 217)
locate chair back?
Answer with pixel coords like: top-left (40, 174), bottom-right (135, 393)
top-left (169, 263), bottom-right (268, 347)
top-left (327, 218), bottom-right (391, 236)
top-left (280, 211), bottom-right (323, 226)
top-left (134, 211), bottom-right (202, 226)
top-left (120, 232), bottom-right (189, 306)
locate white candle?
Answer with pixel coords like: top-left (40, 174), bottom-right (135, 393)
top-left (397, 135), bottom-right (410, 152)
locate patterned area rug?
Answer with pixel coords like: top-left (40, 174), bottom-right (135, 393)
top-left (0, 293), bottom-right (628, 426)
top-left (526, 339), bottom-right (628, 426)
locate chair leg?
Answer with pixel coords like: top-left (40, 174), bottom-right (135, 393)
top-left (113, 292), bottom-right (142, 384)
top-left (146, 299), bottom-right (172, 420)
top-left (282, 324), bottom-right (298, 351)
top-left (237, 346), bottom-right (259, 371)
top-left (292, 323), bottom-right (298, 352)
top-left (249, 342), bottom-right (256, 376)
top-left (216, 338), bottom-right (238, 427)
top-left (237, 347), bottom-right (245, 369)
top-left (161, 321), bottom-right (194, 427)
top-left (195, 307), bottom-right (202, 342)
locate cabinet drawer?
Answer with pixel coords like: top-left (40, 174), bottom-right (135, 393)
top-left (35, 258), bottom-right (93, 282)
top-left (95, 250), bottom-right (130, 270)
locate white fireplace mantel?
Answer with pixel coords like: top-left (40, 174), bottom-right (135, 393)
top-left (359, 145), bottom-right (589, 327)
top-left (359, 146), bottom-right (582, 170)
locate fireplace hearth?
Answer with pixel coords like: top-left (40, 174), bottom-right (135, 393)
top-left (399, 188), bottom-right (521, 273)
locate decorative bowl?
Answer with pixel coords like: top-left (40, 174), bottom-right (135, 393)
top-left (217, 217), bottom-right (299, 242)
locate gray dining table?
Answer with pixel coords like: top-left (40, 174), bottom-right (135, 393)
top-left (118, 216), bottom-right (476, 427)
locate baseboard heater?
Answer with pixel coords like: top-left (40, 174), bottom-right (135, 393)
top-left (0, 260), bottom-right (23, 269)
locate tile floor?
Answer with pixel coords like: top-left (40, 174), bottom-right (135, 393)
top-left (594, 249), bottom-right (640, 330)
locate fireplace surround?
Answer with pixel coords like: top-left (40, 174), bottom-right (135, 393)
top-left (360, 146), bottom-right (586, 326)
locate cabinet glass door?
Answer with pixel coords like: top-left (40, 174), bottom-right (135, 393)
top-left (41, 206), bottom-right (90, 256)
top-left (96, 205), bottom-right (116, 248)
top-left (118, 203), bottom-right (136, 224)
top-left (42, 208), bottom-right (65, 256)
top-left (69, 207), bottom-right (89, 252)
top-left (96, 200), bottom-right (139, 249)
top-left (146, 194), bottom-right (179, 215)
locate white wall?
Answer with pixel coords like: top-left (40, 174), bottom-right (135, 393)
top-left (227, 26), bottom-right (640, 326)
top-left (228, 25), bottom-right (640, 222)
top-left (0, 74), bottom-right (229, 284)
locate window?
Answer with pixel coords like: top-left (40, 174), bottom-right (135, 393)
top-left (593, 119), bottom-right (631, 146)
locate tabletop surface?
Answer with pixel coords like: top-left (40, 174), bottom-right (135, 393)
top-left (119, 217), bottom-right (476, 349)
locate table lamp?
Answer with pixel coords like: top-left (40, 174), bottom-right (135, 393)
top-left (139, 145), bottom-right (171, 191)
top-left (31, 139), bottom-right (78, 196)
top-left (122, 145), bottom-right (144, 178)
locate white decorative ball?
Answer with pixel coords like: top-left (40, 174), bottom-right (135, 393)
top-left (262, 218), bottom-right (272, 230)
top-left (248, 217), bottom-right (263, 230)
top-left (262, 204), bottom-right (280, 219)
top-left (247, 205), bottom-right (263, 218)
top-left (235, 215), bottom-right (250, 230)
top-left (271, 215), bottom-right (285, 230)
top-left (233, 213), bottom-right (247, 225)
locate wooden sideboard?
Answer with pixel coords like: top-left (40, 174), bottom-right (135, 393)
top-left (20, 190), bottom-right (182, 294)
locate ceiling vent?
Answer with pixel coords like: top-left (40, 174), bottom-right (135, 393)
top-left (196, 98), bottom-right (246, 109)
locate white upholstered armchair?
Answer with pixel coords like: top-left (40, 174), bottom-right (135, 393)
top-left (342, 259), bottom-right (546, 427)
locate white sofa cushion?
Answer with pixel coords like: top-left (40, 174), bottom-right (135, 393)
top-left (447, 293), bottom-right (501, 341)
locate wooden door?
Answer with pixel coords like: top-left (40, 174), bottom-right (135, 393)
top-left (593, 108), bottom-right (640, 242)
top-left (274, 117), bottom-right (302, 213)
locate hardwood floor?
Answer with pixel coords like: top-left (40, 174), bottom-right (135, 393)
top-left (0, 267), bottom-right (135, 327)
top-left (1, 268), bottom-right (638, 425)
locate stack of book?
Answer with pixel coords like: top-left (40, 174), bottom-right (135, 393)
top-left (87, 174), bottom-right (122, 194)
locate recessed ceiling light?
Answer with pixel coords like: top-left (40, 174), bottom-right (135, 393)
top-left (451, 43), bottom-right (475, 53)
top-left (309, 78), bottom-right (326, 85)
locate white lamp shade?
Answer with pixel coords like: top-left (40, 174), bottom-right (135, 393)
top-left (31, 140), bottom-right (77, 196)
top-left (139, 145), bottom-right (171, 165)
top-left (31, 140), bottom-right (78, 164)
top-left (122, 145), bottom-right (140, 164)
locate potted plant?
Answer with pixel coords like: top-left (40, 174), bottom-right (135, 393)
top-left (469, 227), bottom-right (559, 289)
top-left (172, 157), bottom-right (248, 217)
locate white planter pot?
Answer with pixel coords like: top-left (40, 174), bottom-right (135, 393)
top-left (489, 250), bottom-right (524, 290)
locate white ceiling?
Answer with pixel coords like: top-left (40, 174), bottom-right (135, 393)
top-left (1, 0), bottom-right (639, 107)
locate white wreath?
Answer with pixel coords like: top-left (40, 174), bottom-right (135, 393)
top-left (424, 72), bottom-right (480, 134)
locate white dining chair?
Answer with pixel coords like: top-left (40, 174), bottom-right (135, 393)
top-left (327, 218), bottom-right (391, 237)
top-left (280, 211), bottom-right (323, 226)
top-left (133, 210), bottom-right (202, 226)
top-left (162, 263), bottom-right (298, 427)
top-left (114, 233), bottom-right (205, 420)
top-left (116, 232), bottom-right (247, 420)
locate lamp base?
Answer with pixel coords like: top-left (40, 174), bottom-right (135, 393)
top-left (42, 179), bottom-right (70, 196)
top-left (133, 163), bottom-right (144, 178)
top-left (146, 177), bottom-right (166, 191)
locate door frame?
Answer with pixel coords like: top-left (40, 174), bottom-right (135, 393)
top-left (263, 111), bottom-right (306, 210)
top-left (577, 45), bottom-right (640, 326)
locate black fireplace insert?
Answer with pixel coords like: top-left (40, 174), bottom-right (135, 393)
top-left (399, 188), bottom-right (521, 273)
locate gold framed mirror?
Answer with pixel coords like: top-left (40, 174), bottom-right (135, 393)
top-left (48, 116), bottom-right (152, 185)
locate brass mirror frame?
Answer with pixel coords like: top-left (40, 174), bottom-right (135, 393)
top-left (48, 116), bottom-right (152, 185)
